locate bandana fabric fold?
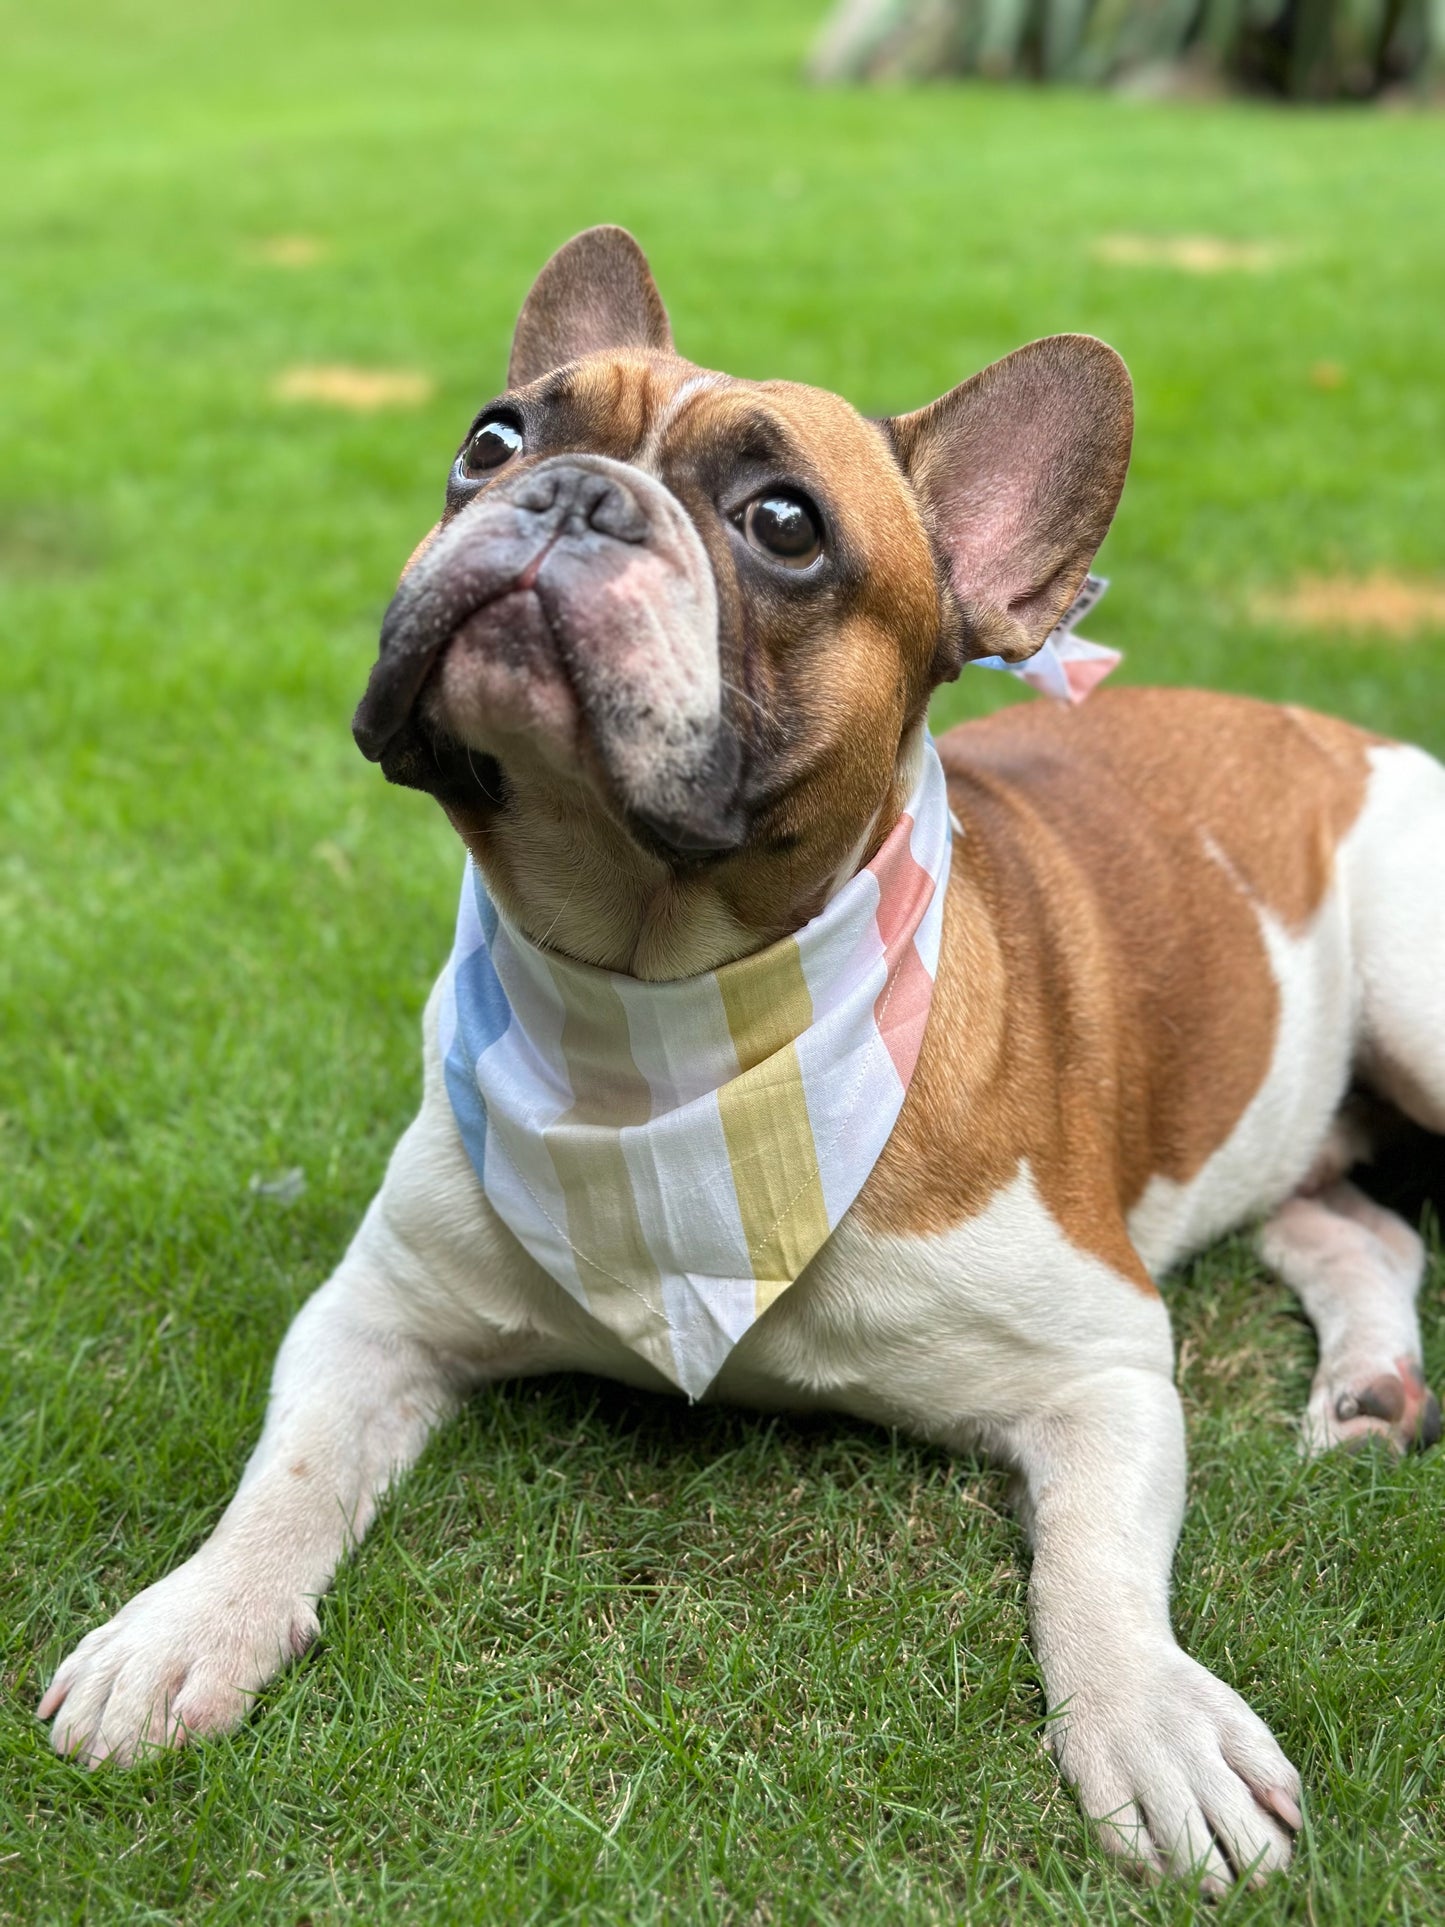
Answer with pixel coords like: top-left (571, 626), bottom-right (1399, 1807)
top-left (972, 573), bottom-right (1120, 704)
top-left (439, 739), bottom-right (954, 1398)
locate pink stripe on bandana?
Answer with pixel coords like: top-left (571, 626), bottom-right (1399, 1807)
top-left (870, 810), bottom-right (939, 1088)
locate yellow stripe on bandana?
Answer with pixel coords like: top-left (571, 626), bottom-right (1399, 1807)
top-left (716, 939), bottom-right (830, 1310)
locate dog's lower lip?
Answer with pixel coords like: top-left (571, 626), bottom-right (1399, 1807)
top-left (353, 605), bottom-right (491, 762)
top-left (352, 644), bottom-right (444, 762)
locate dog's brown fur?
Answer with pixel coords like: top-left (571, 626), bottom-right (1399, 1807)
top-left (859, 690), bottom-right (1380, 1277)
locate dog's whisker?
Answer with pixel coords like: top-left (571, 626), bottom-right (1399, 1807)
top-left (719, 676), bottom-right (771, 726)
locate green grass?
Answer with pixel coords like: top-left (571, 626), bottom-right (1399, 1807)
top-left (3, 0), bottom-right (1444, 1919)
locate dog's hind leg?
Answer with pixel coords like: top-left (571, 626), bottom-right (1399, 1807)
top-left (1259, 737), bottom-right (1445, 1455)
top-left (1259, 1180), bottom-right (1440, 1455)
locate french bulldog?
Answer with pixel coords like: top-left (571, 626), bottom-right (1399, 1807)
top-left (41, 226), bottom-right (1444, 1891)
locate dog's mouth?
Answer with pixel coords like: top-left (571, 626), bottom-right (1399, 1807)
top-left (352, 584), bottom-right (525, 820)
top-left (352, 461), bottom-right (748, 861)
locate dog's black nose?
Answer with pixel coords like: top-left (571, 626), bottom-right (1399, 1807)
top-left (513, 463), bottom-right (648, 545)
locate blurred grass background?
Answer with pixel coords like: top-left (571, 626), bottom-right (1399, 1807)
top-left (2, 0), bottom-right (1443, 1920)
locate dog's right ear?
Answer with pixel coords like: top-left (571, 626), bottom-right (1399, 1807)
top-left (509, 226), bottom-right (673, 387)
top-left (887, 335), bottom-right (1133, 678)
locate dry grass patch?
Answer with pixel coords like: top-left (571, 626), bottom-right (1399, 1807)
top-left (247, 235), bottom-right (329, 268)
top-left (1254, 571), bottom-right (1445, 639)
top-left (1094, 233), bottom-right (1286, 273)
top-left (271, 364), bottom-right (434, 410)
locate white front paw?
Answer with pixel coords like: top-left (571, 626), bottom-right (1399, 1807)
top-left (1052, 1647), bottom-right (1302, 1889)
top-left (37, 1554), bottom-right (319, 1766)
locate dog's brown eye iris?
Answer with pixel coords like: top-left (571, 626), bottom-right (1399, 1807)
top-left (460, 418), bottom-right (523, 478)
top-left (743, 493), bottom-right (823, 569)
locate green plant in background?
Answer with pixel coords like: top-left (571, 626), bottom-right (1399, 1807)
top-left (810, 0), bottom-right (1445, 96)
top-left (3, 0), bottom-right (1444, 1920)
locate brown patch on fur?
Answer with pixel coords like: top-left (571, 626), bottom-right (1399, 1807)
top-left (859, 688), bottom-right (1381, 1274)
top-left (273, 365), bottom-right (433, 411)
top-left (544, 353), bottom-right (676, 465)
top-left (686, 376), bottom-right (943, 921)
top-left (1254, 572), bottom-right (1445, 639)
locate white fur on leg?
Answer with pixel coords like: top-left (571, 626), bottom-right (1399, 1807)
top-left (38, 1266), bottom-right (470, 1765)
top-left (1002, 1368), bottom-right (1301, 1888)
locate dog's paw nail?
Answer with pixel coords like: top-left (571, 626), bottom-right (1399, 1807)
top-left (1318, 1360), bottom-right (1441, 1454)
top-left (1352, 1375), bottom-right (1406, 1423)
top-left (1262, 1785), bottom-right (1303, 1831)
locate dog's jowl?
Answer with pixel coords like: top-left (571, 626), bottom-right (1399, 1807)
top-left (41, 226), bottom-right (1445, 1889)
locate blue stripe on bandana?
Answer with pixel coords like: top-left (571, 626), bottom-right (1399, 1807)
top-left (443, 875), bottom-right (507, 1180)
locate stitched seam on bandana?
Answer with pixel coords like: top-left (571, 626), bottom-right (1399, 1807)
top-left (484, 1123), bottom-right (671, 1321)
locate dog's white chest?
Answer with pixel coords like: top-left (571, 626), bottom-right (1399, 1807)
top-left (713, 1165), bottom-right (1174, 1429)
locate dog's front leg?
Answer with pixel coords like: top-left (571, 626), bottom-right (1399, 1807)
top-left (1006, 1367), bottom-right (1301, 1888)
top-left (38, 1257), bottom-right (470, 1766)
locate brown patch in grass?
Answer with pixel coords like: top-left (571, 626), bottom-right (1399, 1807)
top-left (272, 364), bottom-right (433, 411)
top-left (248, 235), bottom-right (328, 268)
top-left (1254, 572), bottom-right (1445, 639)
top-left (1094, 233), bottom-right (1286, 274)
top-left (1309, 360), bottom-right (1346, 390)
top-left (0, 506), bottom-right (100, 578)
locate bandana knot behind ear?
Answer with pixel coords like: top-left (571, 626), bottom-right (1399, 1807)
top-left (440, 739), bottom-right (953, 1398)
top-left (973, 573), bottom-right (1119, 702)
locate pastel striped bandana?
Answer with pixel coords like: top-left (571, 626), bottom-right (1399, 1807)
top-left (439, 738), bottom-right (953, 1398)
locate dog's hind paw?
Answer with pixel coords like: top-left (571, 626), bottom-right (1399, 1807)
top-left (37, 1554), bottom-right (318, 1766)
top-left (1305, 1355), bottom-right (1442, 1457)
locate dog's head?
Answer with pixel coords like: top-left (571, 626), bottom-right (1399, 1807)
top-left (353, 226), bottom-right (1132, 976)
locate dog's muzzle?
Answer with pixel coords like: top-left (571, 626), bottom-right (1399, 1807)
top-left (352, 460), bottom-right (652, 763)
top-left (351, 455), bottom-right (745, 858)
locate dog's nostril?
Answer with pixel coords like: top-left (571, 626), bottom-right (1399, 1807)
top-left (512, 463), bottom-right (648, 542)
top-left (515, 472), bottom-right (560, 515)
top-left (585, 478), bottom-right (648, 544)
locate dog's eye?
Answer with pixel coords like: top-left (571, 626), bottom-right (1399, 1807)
top-left (459, 417), bottom-right (523, 479)
top-left (742, 491), bottom-right (823, 569)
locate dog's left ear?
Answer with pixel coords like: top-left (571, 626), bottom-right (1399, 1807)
top-left (509, 226), bottom-right (674, 388)
top-left (888, 335), bottom-right (1133, 675)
